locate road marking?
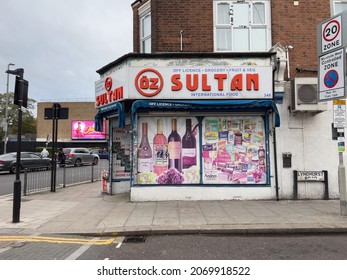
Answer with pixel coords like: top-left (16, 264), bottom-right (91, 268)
top-left (65, 237), bottom-right (100, 260)
top-left (0, 236), bottom-right (115, 245)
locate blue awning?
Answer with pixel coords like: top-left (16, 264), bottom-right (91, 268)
top-left (131, 100), bottom-right (280, 127)
top-left (94, 102), bottom-right (125, 131)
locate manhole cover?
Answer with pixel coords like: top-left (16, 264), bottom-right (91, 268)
top-left (123, 235), bottom-right (147, 243)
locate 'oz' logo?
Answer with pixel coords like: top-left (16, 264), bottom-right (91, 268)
top-left (104, 77), bottom-right (113, 91)
top-left (135, 68), bottom-right (164, 97)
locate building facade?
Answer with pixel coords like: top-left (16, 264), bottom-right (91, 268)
top-left (37, 102), bottom-right (107, 145)
top-left (95, 0), bottom-right (347, 201)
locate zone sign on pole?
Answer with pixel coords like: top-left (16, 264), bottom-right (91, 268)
top-left (317, 10), bottom-right (347, 56)
top-left (317, 11), bottom-right (347, 101)
top-left (321, 15), bottom-right (342, 55)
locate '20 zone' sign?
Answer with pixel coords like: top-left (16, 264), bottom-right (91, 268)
top-left (321, 15), bottom-right (342, 54)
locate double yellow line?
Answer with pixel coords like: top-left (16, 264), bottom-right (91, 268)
top-left (0, 236), bottom-right (115, 245)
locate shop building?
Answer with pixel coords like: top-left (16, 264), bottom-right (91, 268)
top-left (95, 0), bottom-right (346, 201)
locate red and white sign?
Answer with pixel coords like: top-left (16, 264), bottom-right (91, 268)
top-left (130, 66), bottom-right (273, 100)
top-left (321, 15), bottom-right (342, 54)
top-left (95, 65), bottom-right (273, 108)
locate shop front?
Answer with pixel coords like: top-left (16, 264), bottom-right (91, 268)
top-left (95, 53), bottom-right (280, 201)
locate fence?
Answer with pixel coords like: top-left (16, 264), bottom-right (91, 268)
top-left (22, 159), bottom-right (109, 195)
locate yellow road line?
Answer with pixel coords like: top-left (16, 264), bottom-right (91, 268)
top-left (0, 236), bottom-right (115, 245)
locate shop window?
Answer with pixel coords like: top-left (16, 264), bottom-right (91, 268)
top-left (135, 115), bottom-right (268, 186)
top-left (202, 116), bottom-right (267, 185)
top-left (214, 0), bottom-right (271, 52)
top-left (139, 1), bottom-right (151, 53)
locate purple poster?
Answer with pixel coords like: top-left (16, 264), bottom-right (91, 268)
top-left (71, 120), bottom-right (106, 140)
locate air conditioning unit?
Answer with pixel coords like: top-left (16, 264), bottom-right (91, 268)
top-left (291, 77), bottom-right (327, 112)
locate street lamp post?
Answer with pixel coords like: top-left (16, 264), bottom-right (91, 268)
top-left (6, 67), bottom-right (26, 223)
top-left (4, 63), bottom-right (15, 154)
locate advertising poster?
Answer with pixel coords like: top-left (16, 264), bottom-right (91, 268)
top-left (71, 120), bottom-right (106, 140)
top-left (112, 128), bottom-right (131, 180)
top-left (137, 117), bottom-right (200, 185)
top-left (202, 116), bottom-right (267, 184)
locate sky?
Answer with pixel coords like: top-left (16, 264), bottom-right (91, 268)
top-left (0, 0), bottom-right (134, 115)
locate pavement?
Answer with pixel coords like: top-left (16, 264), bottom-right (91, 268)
top-left (1, 181), bottom-right (347, 236)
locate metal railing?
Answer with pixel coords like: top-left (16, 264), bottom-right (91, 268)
top-left (22, 159), bottom-right (109, 195)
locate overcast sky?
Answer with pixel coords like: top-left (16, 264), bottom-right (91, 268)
top-left (0, 0), bottom-right (133, 113)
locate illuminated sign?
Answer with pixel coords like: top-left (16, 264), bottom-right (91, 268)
top-left (71, 120), bottom-right (106, 140)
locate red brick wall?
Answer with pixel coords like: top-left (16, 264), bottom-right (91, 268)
top-left (271, 0), bottom-right (331, 79)
top-left (152, 0), bottom-right (213, 52)
top-left (133, 0), bottom-right (333, 79)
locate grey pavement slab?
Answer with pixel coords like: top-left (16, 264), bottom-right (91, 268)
top-left (0, 181), bottom-right (347, 235)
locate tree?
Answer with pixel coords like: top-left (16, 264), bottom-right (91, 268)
top-left (0, 92), bottom-right (37, 141)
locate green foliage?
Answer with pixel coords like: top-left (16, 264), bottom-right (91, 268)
top-left (0, 92), bottom-right (37, 140)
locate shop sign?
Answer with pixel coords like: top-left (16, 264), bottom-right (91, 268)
top-left (131, 66), bottom-right (273, 100)
top-left (95, 65), bottom-right (273, 109)
top-left (95, 67), bottom-right (128, 108)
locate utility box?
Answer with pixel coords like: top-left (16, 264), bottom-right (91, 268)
top-left (283, 152), bottom-right (292, 168)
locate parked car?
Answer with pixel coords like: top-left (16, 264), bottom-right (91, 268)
top-left (91, 149), bottom-right (109, 160)
top-left (62, 148), bottom-right (99, 166)
top-left (0, 152), bottom-right (53, 174)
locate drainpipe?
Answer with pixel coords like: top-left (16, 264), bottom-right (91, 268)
top-left (180, 30), bottom-right (184, 52)
top-left (273, 126), bottom-right (280, 201)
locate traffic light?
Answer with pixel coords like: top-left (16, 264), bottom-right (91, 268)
top-left (14, 76), bottom-right (29, 108)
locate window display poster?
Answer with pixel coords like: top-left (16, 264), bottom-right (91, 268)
top-left (112, 128), bottom-right (131, 180)
top-left (202, 116), bottom-right (267, 184)
top-left (71, 120), bottom-right (106, 140)
top-left (137, 117), bottom-right (200, 184)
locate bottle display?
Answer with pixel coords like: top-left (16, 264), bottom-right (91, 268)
top-left (137, 122), bottom-right (152, 173)
top-left (153, 119), bottom-right (168, 176)
top-left (168, 118), bottom-right (182, 172)
top-left (182, 119), bottom-right (196, 169)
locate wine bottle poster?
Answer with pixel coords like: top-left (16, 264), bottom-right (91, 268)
top-left (112, 128), bottom-right (131, 180)
top-left (202, 116), bottom-right (267, 185)
top-left (136, 116), bottom-right (200, 185)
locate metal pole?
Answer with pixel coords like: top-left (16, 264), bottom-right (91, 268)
top-left (338, 152), bottom-right (347, 216)
top-left (50, 111), bottom-right (56, 192)
top-left (12, 106), bottom-right (22, 223)
top-left (4, 63), bottom-right (15, 154)
top-left (12, 69), bottom-right (24, 223)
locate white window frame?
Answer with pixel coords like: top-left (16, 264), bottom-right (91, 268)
top-left (213, 0), bottom-right (271, 52)
top-left (331, 0), bottom-right (347, 15)
top-left (139, 1), bottom-right (151, 53)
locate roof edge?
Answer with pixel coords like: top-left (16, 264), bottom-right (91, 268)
top-left (96, 52), bottom-right (276, 75)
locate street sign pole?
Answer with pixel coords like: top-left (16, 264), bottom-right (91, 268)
top-left (318, 11), bottom-right (347, 216)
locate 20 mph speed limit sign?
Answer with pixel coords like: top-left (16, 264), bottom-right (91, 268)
top-left (317, 11), bottom-right (347, 56)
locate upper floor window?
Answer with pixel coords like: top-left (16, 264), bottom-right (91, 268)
top-left (139, 1), bottom-right (151, 53)
top-left (214, 0), bottom-right (271, 52)
top-left (331, 0), bottom-right (347, 14)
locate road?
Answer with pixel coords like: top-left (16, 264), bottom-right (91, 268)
top-left (1, 233), bottom-right (347, 260)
